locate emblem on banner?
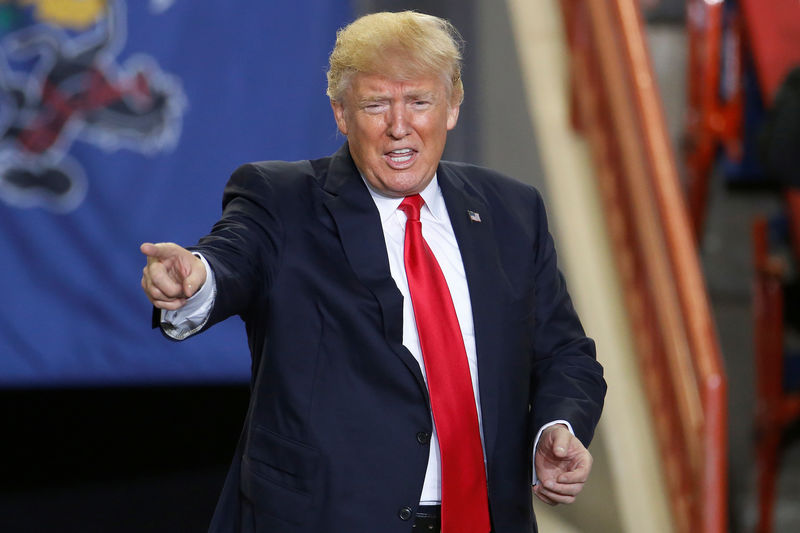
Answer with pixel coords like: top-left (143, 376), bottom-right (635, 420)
top-left (0, 0), bottom-right (186, 212)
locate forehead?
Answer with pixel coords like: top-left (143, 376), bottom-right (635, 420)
top-left (346, 71), bottom-right (449, 98)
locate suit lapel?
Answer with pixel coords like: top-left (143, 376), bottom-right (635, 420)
top-left (438, 164), bottom-right (508, 463)
top-left (321, 144), bottom-right (428, 397)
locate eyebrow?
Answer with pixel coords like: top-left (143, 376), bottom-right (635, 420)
top-left (357, 91), bottom-right (438, 105)
top-left (358, 95), bottom-right (390, 104)
top-left (405, 91), bottom-right (437, 101)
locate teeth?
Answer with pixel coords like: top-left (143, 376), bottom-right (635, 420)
top-left (389, 148), bottom-right (413, 163)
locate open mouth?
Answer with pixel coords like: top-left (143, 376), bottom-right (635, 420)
top-left (385, 148), bottom-right (417, 168)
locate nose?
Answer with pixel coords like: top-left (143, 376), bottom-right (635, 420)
top-left (386, 104), bottom-right (410, 139)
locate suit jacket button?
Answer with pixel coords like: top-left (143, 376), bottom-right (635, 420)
top-left (398, 506), bottom-right (413, 521)
top-left (416, 431), bottom-right (431, 444)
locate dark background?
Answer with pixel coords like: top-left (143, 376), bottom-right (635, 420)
top-left (1, 386), bottom-right (249, 531)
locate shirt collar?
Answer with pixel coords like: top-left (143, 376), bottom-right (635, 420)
top-left (363, 174), bottom-right (447, 224)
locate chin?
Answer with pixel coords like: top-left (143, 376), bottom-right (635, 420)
top-left (389, 173), bottom-right (428, 192)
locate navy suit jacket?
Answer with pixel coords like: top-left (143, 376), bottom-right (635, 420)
top-left (173, 143), bottom-right (605, 533)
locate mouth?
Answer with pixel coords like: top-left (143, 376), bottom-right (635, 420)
top-left (384, 148), bottom-right (417, 169)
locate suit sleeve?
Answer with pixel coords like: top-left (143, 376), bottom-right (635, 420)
top-left (528, 191), bottom-right (606, 447)
top-left (185, 163), bottom-right (285, 334)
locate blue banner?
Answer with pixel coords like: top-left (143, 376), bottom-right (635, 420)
top-left (0, 0), bottom-right (353, 386)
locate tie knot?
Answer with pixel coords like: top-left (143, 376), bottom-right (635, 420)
top-left (399, 194), bottom-right (424, 221)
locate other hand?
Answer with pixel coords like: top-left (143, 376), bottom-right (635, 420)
top-left (140, 242), bottom-right (206, 310)
top-left (532, 424), bottom-right (593, 506)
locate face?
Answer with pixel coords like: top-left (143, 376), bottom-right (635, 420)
top-left (331, 71), bottom-right (460, 197)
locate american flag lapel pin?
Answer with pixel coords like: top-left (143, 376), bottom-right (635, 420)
top-left (467, 210), bottom-right (481, 223)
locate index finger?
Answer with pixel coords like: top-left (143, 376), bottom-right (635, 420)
top-left (140, 242), bottom-right (161, 258)
top-left (140, 242), bottom-right (186, 266)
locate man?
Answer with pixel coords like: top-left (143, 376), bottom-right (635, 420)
top-left (141, 11), bottom-right (605, 533)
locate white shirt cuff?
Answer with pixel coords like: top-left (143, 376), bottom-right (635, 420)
top-left (532, 419), bottom-right (574, 485)
top-left (160, 253), bottom-right (216, 340)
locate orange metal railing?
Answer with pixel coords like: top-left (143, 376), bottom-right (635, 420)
top-left (752, 216), bottom-right (800, 533)
top-left (685, 0), bottom-right (800, 241)
top-left (558, 1), bottom-right (728, 532)
top-left (685, 0), bottom-right (743, 240)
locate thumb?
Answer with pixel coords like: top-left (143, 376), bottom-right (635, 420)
top-left (181, 255), bottom-right (207, 298)
top-left (551, 427), bottom-right (570, 458)
top-left (183, 277), bottom-right (196, 299)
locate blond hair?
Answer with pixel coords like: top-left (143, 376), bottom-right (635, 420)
top-left (326, 11), bottom-right (464, 105)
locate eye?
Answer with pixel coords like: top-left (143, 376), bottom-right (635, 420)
top-left (362, 102), bottom-right (387, 113)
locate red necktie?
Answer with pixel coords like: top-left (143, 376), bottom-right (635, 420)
top-left (399, 194), bottom-right (491, 533)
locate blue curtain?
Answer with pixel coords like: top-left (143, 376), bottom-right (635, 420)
top-left (0, 0), bottom-right (353, 385)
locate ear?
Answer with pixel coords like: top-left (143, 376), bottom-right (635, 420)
top-left (446, 103), bottom-right (460, 131)
top-left (331, 100), bottom-right (348, 135)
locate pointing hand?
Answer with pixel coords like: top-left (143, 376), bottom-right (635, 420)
top-left (140, 242), bottom-right (206, 310)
